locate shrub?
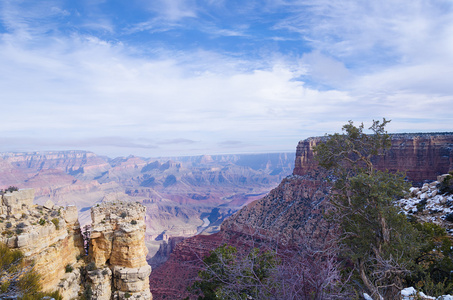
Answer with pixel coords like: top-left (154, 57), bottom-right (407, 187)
top-left (16, 222), bottom-right (26, 229)
top-left (417, 198), bottom-right (428, 211)
top-left (86, 262), bottom-right (96, 271)
top-left (5, 222), bottom-right (12, 228)
top-left (51, 218), bottom-right (60, 230)
top-left (446, 213), bottom-right (453, 223)
top-left (15, 229), bottom-right (23, 235)
top-left (82, 284), bottom-right (92, 300)
top-left (120, 212), bottom-right (127, 218)
top-left (125, 292), bottom-right (131, 298)
top-left (38, 218), bottom-right (46, 225)
top-left (438, 174), bottom-right (453, 195)
top-left (0, 242), bottom-right (61, 299)
top-left (131, 220), bottom-right (137, 225)
top-left (5, 186), bottom-right (18, 193)
top-left (65, 264), bottom-right (73, 273)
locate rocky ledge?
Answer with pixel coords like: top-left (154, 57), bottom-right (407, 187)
top-left (294, 132), bottom-right (453, 185)
top-left (0, 189), bottom-right (84, 299)
top-left (89, 200), bottom-right (152, 300)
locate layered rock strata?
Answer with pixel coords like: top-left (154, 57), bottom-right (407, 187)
top-left (148, 236), bottom-right (185, 269)
top-left (0, 189), bottom-right (84, 299)
top-left (89, 201), bottom-right (152, 300)
top-left (294, 133), bottom-right (453, 185)
top-left (151, 132), bottom-right (453, 299)
top-left (149, 172), bottom-right (333, 299)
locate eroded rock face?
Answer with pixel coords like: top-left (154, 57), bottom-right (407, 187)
top-left (148, 236), bottom-right (185, 269)
top-left (151, 133), bottom-right (453, 299)
top-left (87, 267), bottom-right (113, 300)
top-left (89, 201), bottom-right (152, 300)
top-left (1, 188), bottom-right (34, 215)
top-left (150, 173), bottom-right (334, 299)
top-left (222, 174), bottom-right (331, 241)
top-left (0, 189), bottom-right (84, 299)
top-left (293, 133), bottom-right (453, 185)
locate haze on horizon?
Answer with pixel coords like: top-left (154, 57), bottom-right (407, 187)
top-left (0, 0), bottom-right (452, 158)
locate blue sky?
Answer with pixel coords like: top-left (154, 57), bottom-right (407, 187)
top-left (0, 0), bottom-right (452, 158)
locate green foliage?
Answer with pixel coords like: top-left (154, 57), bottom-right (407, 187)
top-left (313, 119), bottom-right (428, 298)
top-left (190, 244), bottom-right (279, 300)
top-left (0, 186), bottom-right (19, 194)
top-left (1, 242), bottom-right (62, 299)
top-left (38, 218), bottom-right (46, 226)
top-left (125, 292), bottom-right (131, 298)
top-left (51, 218), bottom-right (60, 230)
top-left (406, 222), bottom-right (453, 296)
top-left (438, 174), bottom-right (453, 195)
top-left (66, 264), bottom-right (74, 273)
top-left (86, 262), bottom-right (96, 271)
top-left (80, 283), bottom-right (92, 300)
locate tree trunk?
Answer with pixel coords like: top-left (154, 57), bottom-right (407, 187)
top-left (359, 259), bottom-right (382, 300)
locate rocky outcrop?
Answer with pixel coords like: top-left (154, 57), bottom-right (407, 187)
top-left (0, 189), bottom-right (84, 299)
top-left (396, 173), bottom-right (453, 232)
top-left (149, 173), bottom-right (333, 299)
top-left (89, 201), bottom-right (152, 300)
top-left (148, 236), bottom-right (185, 269)
top-left (151, 132), bottom-right (453, 299)
top-left (293, 133), bottom-right (453, 185)
top-left (0, 150), bottom-right (110, 177)
top-left (221, 174), bottom-right (332, 241)
top-left (149, 233), bottom-right (224, 299)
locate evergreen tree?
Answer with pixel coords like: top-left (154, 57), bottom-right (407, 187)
top-left (314, 119), bottom-right (422, 299)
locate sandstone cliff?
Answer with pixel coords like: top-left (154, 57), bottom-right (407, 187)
top-left (88, 201), bottom-right (152, 300)
top-left (1, 190), bottom-right (152, 300)
top-left (293, 132), bottom-right (453, 185)
top-left (0, 189), bottom-right (84, 299)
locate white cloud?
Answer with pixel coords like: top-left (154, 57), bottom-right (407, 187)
top-left (0, 0), bottom-right (451, 157)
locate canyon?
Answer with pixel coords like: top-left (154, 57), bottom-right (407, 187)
top-left (1, 132), bottom-right (452, 299)
top-left (0, 151), bottom-right (295, 260)
top-left (149, 132), bottom-right (453, 299)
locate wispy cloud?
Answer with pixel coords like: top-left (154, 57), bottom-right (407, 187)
top-left (0, 0), bottom-right (451, 158)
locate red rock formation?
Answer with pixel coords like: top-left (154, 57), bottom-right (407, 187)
top-left (294, 133), bottom-right (453, 185)
top-left (150, 132), bottom-right (453, 299)
top-left (149, 233), bottom-right (224, 299)
top-left (149, 174), bottom-right (334, 299)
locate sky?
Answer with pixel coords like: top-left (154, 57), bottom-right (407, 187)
top-left (0, 0), bottom-right (452, 158)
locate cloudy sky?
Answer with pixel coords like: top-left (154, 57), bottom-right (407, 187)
top-left (0, 0), bottom-right (452, 158)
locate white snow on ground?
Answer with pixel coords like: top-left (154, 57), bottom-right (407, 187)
top-left (400, 286), bottom-right (453, 299)
top-left (395, 176), bottom-right (453, 233)
top-left (394, 174), bottom-right (453, 300)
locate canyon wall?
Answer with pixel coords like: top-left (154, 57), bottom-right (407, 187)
top-left (294, 133), bottom-right (453, 184)
top-left (89, 201), bottom-right (152, 300)
top-left (150, 132), bottom-right (453, 299)
top-left (0, 189), bottom-right (85, 299)
top-left (1, 190), bottom-right (152, 300)
top-left (0, 150), bottom-right (295, 245)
